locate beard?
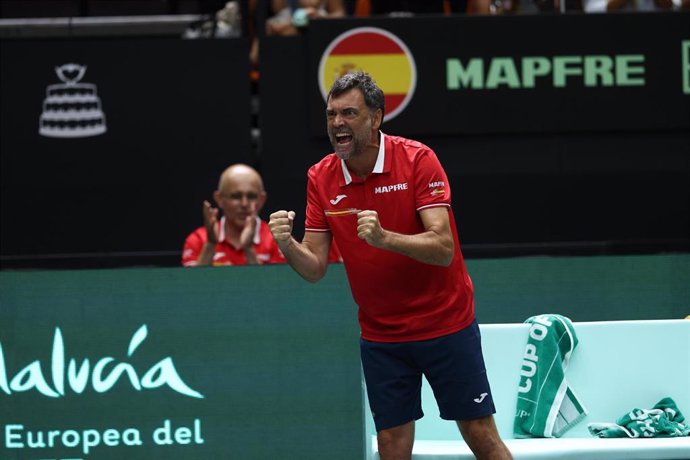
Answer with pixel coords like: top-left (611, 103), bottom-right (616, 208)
top-left (328, 123), bottom-right (372, 161)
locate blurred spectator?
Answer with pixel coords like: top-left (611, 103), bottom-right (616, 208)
top-left (266, 0), bottom-right (346, 36)
top-left (183, 0), bottom-right (243, 38)
top-left (485, 0), bottom-right (522, 13)
top-left (182, 163), bottom-right (341, 266)
top-left (657, 0), bottom-right (690, 9)
top-left (364, 0), bottom-right (495, 16)
top-left (530, 0), bottom-right (688, 12)
top-left (533, 0), bottom-right (583, 12)
top-left (182, 163), bottom-right (285, 266)
top-left (583, 0), bottom-right (688, 11)
top-left (369, 0), bottom-right (447, 14)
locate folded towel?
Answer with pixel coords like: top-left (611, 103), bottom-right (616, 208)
top-left (588, 397), bottom-right (690, 438)
top-left (513, 314), bottom-right (588, 438)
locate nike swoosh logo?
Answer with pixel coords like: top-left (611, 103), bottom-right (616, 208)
top-left (330, 194), bottom-right (347, 205)
top-left (474, 393), bottom-right (488, 403)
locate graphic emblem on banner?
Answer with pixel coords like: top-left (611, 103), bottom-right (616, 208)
top-left (318, 27), bottom-right (417, 122)
top-left (0, 324), bottom-right (204, 399)
top-left (39, 63), bottom-right (107, 138)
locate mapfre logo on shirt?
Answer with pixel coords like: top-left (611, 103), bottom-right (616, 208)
top-left (374, 182), bottom-right (408, 194)
top-left (429, 180), bottom-right (445, 196)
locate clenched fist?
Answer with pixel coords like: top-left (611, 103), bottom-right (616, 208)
top-left (357, 210), bottom-right (385, 247)
top-left (269, 210), bottom-right (296, 245)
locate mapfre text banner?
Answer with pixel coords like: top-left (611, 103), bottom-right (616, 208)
top-left (307, 12), bottom-right (690, 136)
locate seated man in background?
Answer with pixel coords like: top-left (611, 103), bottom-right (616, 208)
top-left (183, 163), bottom-right (341, 266)
top-left (182, 163), bottom-right (285, 266)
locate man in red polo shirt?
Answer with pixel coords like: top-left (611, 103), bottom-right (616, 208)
top-left (182, 163), bottom-right (286, 266)
top-left (269, 72), bottom-right (511, 459)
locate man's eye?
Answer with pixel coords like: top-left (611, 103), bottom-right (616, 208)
top-left (229, 193), bottom-right (259, 200)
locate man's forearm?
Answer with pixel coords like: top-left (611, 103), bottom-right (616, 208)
top-left (279, 237), bottom-right (327, 283)
top-left (244, 247), bottom-right (260, 265)
top-left (374, 229), bottom-right (454, 267)
top-left (196, 242), bottom-right (216, 266)
top-left (357, 208), bottom-right (455, 267)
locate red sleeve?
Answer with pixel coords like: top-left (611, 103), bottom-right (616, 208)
top-left (413, 148), bottom-right (452, 211)
top-left (181, 227), bottom-right (206, 266)
top-left (304, 164), bottom-right (330, 232)
top-left (327, 239), bottom-right (343, 263)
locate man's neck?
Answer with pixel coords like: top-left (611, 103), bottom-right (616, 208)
top-left (346, 133), bottom-right (381, 179)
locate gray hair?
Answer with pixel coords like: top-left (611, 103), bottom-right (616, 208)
top-left (327, 71), bottom-right (385, 119)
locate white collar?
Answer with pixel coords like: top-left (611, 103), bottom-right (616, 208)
top-left (341, 131), bottom-right (385, 185)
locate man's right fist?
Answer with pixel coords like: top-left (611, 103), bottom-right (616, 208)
top-left (268, 210), bottom-right (296, 244)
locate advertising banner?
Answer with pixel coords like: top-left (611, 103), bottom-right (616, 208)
top-left (307, 12), bottom-right (690, 137)
top-left (0, 265), bottom-right (363, 459)
top-left (0, 38), bottom-right (252, 262)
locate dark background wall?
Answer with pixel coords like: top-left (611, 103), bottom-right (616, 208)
top-left (0, 37), bottom-right (253, 268)
top-left (0, 0), bottom-right (231, 17)
top-left (260, 14), bottom-right (689, 257)
top-left (1, 11), bottom-right (688, 270)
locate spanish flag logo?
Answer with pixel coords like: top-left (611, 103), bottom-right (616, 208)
top-left (318, 27), bottom-right (417, 122)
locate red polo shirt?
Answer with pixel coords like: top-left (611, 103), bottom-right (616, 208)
top-left (182, 217), bottom-right (286, 266)
top-left (305, 133), bottom-right (475, 342)
top-left (182, 217), bottom-right (342, 266)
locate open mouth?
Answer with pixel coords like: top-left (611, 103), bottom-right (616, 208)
top-left (335, 133), bottom-right (353, 145)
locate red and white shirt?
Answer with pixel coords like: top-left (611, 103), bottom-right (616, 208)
top-left (182, 217), bottom-right (285, 266)
top-left (305, 133), bottom-right (475, 342)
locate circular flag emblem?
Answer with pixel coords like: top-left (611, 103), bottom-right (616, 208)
top-left (318, 27), bottom-right (417, 122)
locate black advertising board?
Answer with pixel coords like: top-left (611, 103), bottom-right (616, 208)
top-left (0, 38), bottom-right (251, 262)
top-left (307, 12), bottom-right (690, 137)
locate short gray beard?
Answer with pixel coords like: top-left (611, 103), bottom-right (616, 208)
top-left (331, 128), bottom-right (371, 161)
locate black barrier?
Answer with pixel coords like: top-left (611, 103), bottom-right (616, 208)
top-left (0, 37), bottom-right (252, 267)
top-left (307, 12), bottom-right (690, 137)
top-left (0, 264), bottom-right (364, 459)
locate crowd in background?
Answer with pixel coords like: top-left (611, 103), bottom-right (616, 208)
top-left (172, 0), bottom-right (688, 76)
top-left (1, 0), bottom-right (687, 28)
top-left (1, 0), bottom-right (686, 61)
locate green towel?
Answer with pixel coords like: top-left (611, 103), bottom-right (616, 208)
top-left (588, 397), bottom-right (690, 438)
top-left (513, 314), bottom-right (588, 438)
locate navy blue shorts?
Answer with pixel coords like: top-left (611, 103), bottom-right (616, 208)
top-left (360, 321), bottom-right (496, 432)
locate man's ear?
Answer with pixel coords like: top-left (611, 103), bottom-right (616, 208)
top-left (373, 108), bottom-right (383, 131)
